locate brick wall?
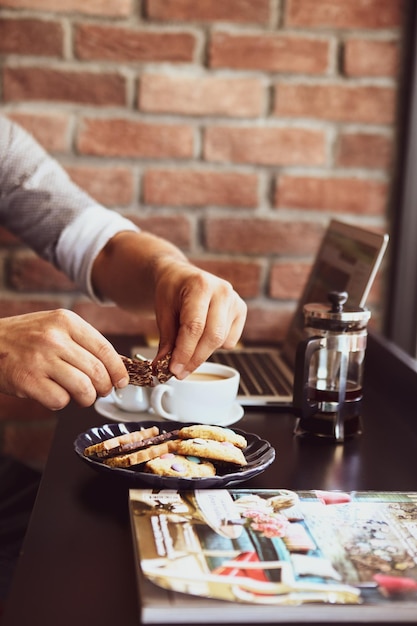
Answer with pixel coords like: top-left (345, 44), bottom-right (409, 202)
top-left (0, 0), bottom-right (407, 466)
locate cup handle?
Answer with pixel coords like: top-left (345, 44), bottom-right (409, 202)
top-left (150, 385), bottom-right (176, 419)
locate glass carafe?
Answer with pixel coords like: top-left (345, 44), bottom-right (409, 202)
top-left (292, 291), bottom-right (370, 443)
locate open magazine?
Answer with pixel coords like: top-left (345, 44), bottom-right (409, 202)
top-left (129, 489), bottom-right (417, 623)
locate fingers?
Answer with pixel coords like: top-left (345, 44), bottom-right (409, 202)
top-left (44, 346), bottom-right (117, 409)
top-left (156, 272), bottom-right (247, 379)
top-left (66, 316), bottom-right (129, 390)
top-left (15, 376), bottom-right (72, 411)
top-left (18, 353), bottom-right (120, 412)
top-left (218, 296), bottom-right (247, 349)
top-left (0, 310), bottom-right (129, 410)
top-left (44, 311), bottom-right (129, 401)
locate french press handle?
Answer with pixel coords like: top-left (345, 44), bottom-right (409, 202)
top-left (292, 335), bottom-right (324, 418)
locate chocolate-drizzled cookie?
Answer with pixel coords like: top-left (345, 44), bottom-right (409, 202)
top-left (93, 429), bottom-right (179, 459)
top-left (84, 425), bottom-right (159, 458)
top-left (120, 355), bottom-right (154, 387)
top-left (120, 351), bottom-right (173, 386)
top-left (103, 440), bottom-right (180, 468)
top-left (154, 351), bottom-right (172, 383)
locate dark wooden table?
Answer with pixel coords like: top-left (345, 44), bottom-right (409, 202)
top-left (2, 335), bottom-right (417, 626)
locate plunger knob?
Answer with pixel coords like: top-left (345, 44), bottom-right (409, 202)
top-left (328, 291), bottom-right (348, 313)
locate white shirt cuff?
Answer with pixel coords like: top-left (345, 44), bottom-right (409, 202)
top-left (56, 206), bottom-right (139, 302)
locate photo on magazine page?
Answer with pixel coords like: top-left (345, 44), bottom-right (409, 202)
top-left (129, 489), bottom-right (417, 618)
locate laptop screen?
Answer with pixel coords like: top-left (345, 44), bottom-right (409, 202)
top-left (281, 219), bottom-right (389, 369)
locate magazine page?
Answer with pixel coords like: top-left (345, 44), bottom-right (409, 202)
top-left (129, 489), bottom-right (417, 622)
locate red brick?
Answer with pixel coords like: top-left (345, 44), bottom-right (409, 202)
top-left (145, 0), bottom-right (270, 24)
top-left (205, 218), bottom-right (324, 254)
top-left (0, 0), bottom-right (132, 17)
top-left (8, 253), bottom-right (77, 292)
top-left (7, 111), bottom-right (70, 152)
top-left (336, 132), bottom-right (393, 169)
top-left (274, 83), bottom-right (396, 124)
top-left (189, 258), bottom-right (262, 299)
top-left (126, 214), bottom-right (192, 250)
top-left (143, 169), bottom-right (258, 208)
top-left (77, 118), bottom-right (193, 159)
top-left (204, 126), bottom-right (326, 166)
top-left (275, 175), bottom-right (388, 215)
top-left (344, 39), bottom-right (399, 77)
top-left (75, 24), bottom-right (195, 63)
top-left (0, 18), bottom-right (63, 56)
top-left (65, 165), bottom-right (134, 206)
top-left (139, 73), bottom-right (264, 117)
top-left (243, 305), bottom-right (294, 344)
top-left (269, 262), bottom-right (311, 299)
top-left (73, 302), bottom-right (158, 336)
top-left (285, 0), bottom-right (404, 29)
top-left (3, 67), bottom-right (126, 106)
top-left (209, 32), bottom-right (330, 74)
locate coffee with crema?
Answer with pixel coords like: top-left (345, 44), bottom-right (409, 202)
top-left (150, 361), bottom-right (240, 424)
top-left (186, 373), bottom-right (226, 382)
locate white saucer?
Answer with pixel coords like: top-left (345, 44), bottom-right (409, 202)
top-left (94, 396), bottom-right (244, 426)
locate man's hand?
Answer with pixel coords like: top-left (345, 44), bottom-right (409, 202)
top-left (0, 309), bottom-right (128, 410)
top-left (153, 261), bottom-right (247, 378)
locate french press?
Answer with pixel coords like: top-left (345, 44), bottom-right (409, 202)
top-left (292, 291), bottom-right (371, 443)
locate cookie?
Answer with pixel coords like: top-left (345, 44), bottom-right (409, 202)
top-left (120, 355), bottom-right (154, 387)
top-left (178, 425), bottom-right (247, 449)
top-left (84, 425), bottom-right (159, 458)
top-left (153, 351), bottom-right (172, 383)
top-left (120, 352), bottom-right (172, 386)
top-left (172, 438), bottom-right (247, 466)
top-left (145, 453), bottom-right (216, 478)
top-left (103, 440), bottom-right (179, 468)
top-left (90, 429), bottom-right (179, 459)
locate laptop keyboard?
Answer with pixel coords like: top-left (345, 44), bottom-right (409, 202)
top-left (209, 349), bottom-right (292, 399)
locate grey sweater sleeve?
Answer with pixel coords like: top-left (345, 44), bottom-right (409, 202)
top-left (0, 115), bottom-right (138, 299)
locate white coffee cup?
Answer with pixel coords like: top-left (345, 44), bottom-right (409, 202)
top-left (111, 384), bottom-right (150, 413)
top-left (150, 362), bottom-right (240, 424)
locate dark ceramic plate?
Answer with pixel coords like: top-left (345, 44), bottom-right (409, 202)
top-left (74, 420), bottom-right (275, 489)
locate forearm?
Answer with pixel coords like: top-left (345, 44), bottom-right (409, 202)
top-left (91, 230), bottom-right (190, 312)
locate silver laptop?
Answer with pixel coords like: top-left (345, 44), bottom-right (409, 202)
top-left (209, 219), bottom-right (389, 406)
